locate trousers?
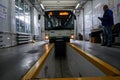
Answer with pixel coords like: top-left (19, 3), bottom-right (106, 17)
top-left (102, 26), bottom-right (112, 45)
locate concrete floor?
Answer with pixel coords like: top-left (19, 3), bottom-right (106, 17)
top-left (0, 40), bottom-right (120, 80)
top-left (39, 43), bottom-right (105, 78)
top-left (0, 41), bottom-right (48, 80)
top-left (71, 40), bottom-right (120, 70)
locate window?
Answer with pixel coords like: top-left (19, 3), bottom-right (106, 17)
top-left (15, 0), bottom-right (31, 33)
top-left (45, 11), bottom-right (74, 30)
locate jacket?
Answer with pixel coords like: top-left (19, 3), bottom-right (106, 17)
top-left (102, 9), bottom-right (114, 26)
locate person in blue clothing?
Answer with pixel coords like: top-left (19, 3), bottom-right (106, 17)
top-left (98, 5), bottom-right (114, 47)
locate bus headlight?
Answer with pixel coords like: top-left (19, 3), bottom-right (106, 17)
top-left (70, 34), bottom-right (74, 39)
top-left (45, 35), bottom-right (49, 40)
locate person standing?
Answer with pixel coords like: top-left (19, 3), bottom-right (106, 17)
top-left (98, 5), bottom-right (114, 47)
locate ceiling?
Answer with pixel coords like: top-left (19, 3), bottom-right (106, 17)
top-left (40, 0), bottom-right (79, 11)
top-left (29, 0), bottom-right (88, 13)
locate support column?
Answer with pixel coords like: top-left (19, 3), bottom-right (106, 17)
top-left (82, 8), bottom-right (85, 41)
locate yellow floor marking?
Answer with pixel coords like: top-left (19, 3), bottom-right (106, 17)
top-left (67, 43), bottom-right (120, 76)
top-left (22, 43), bottom-right (54, 80)
top-left (41, 76), bottom-right (120, 80)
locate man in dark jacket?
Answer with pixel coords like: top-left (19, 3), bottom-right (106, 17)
top-left (98, 5), bottom-right (114, 47)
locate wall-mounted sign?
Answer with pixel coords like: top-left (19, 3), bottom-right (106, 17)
top-left (117, 3), bottom-right (120, 14)
top-left (0, 4), bottom-right (7, 19)
top-left (108, 0), bottom-right (114, 9)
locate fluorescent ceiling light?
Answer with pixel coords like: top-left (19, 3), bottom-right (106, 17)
top-left (48, 6), bottom-right (64, 9)
top-left (73, 10), bottom-right (75, 13)
top-left (15, 5), bottom-right (22, 10)
top-left (95, 3), bottom-right (101, 8)
top-left (87, 10), bottom-right (92, 14)
top-left (40, 4), bottom-right (45, 10)
top-left (75, 3), bottom-right (80, 9)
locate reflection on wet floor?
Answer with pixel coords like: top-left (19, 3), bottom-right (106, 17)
top-left (39, 46), bottom-right (73, 78)
top-left (39, 44), bottom-right (105, 78)
top-left (39, 54), bottom-right (73, 78)
top-left (71, 40), bottom-right (120, 70)
top-left (0, 41), bottom-right (48, 80)
top-left (54, 56), bottom-right (73, 78)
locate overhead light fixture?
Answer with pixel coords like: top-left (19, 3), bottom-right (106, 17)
top-left (73, 10), bottom-right (75, 13)
top-left (87, 10), bottom-right (92, 14)
top-left (40, 4), bottom-right (45, 10)
top-left (75, 3), bottom-right (80, 9)
top-left (95, 3), bottom-right (101, 9)
top-left (15, 5), bottom-right (22, 10)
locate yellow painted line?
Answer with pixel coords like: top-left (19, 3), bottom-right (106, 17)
top-left (22, 43), bottom-right (54, 80)
top-left (67, 43), bottom-right (120, 76)
top-left (41, 76), bottom-right (120, 80)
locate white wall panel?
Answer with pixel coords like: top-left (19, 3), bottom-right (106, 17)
top-left (2, 33), bottom-right (11, 47)
top-left (92, 0), bottom-right (108, 28)
top-left (0, 0), bottom-right (17, 47)
top-left (78, 0), bottom-right (109, 40)
top-left (10, 0), bottom-right (16, 33)
top-left (84, 1), bottom-right (92, 40)
top-left (40, 15), bottom-right (45, 40)
top-left (114, 0), bottom-right (120, 23)
top-left (0, 0), bottom-right (15, 32)
top-left (33, 8), bottom-right (39, 35)
top-left (0, 0), bottom-right (8, 32)
top-left (79, 11), bottom-right (83, 35)
top-left (31, 7), bottom-right (44, 41)
top-left (92, 0), bottom-right (120, 26)
top-left (75, 9), bottom-right (84, 39)
top-left (75, 14), bottom-right (80, 39)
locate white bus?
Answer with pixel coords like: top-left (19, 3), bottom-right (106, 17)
top-left (44, 10), bottom-right (75, 42)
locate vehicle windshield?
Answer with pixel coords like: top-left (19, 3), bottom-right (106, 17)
top-left (45, 11), bottom-right (74, 30)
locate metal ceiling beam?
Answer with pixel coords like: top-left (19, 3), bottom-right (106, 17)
top-left (28, 0), bottom-right (44, 14)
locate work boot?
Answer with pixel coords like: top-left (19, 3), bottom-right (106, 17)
top-left (107, 44), bottom-right (112, 47)
top-left (101, 43), bottom-right (107, 46)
